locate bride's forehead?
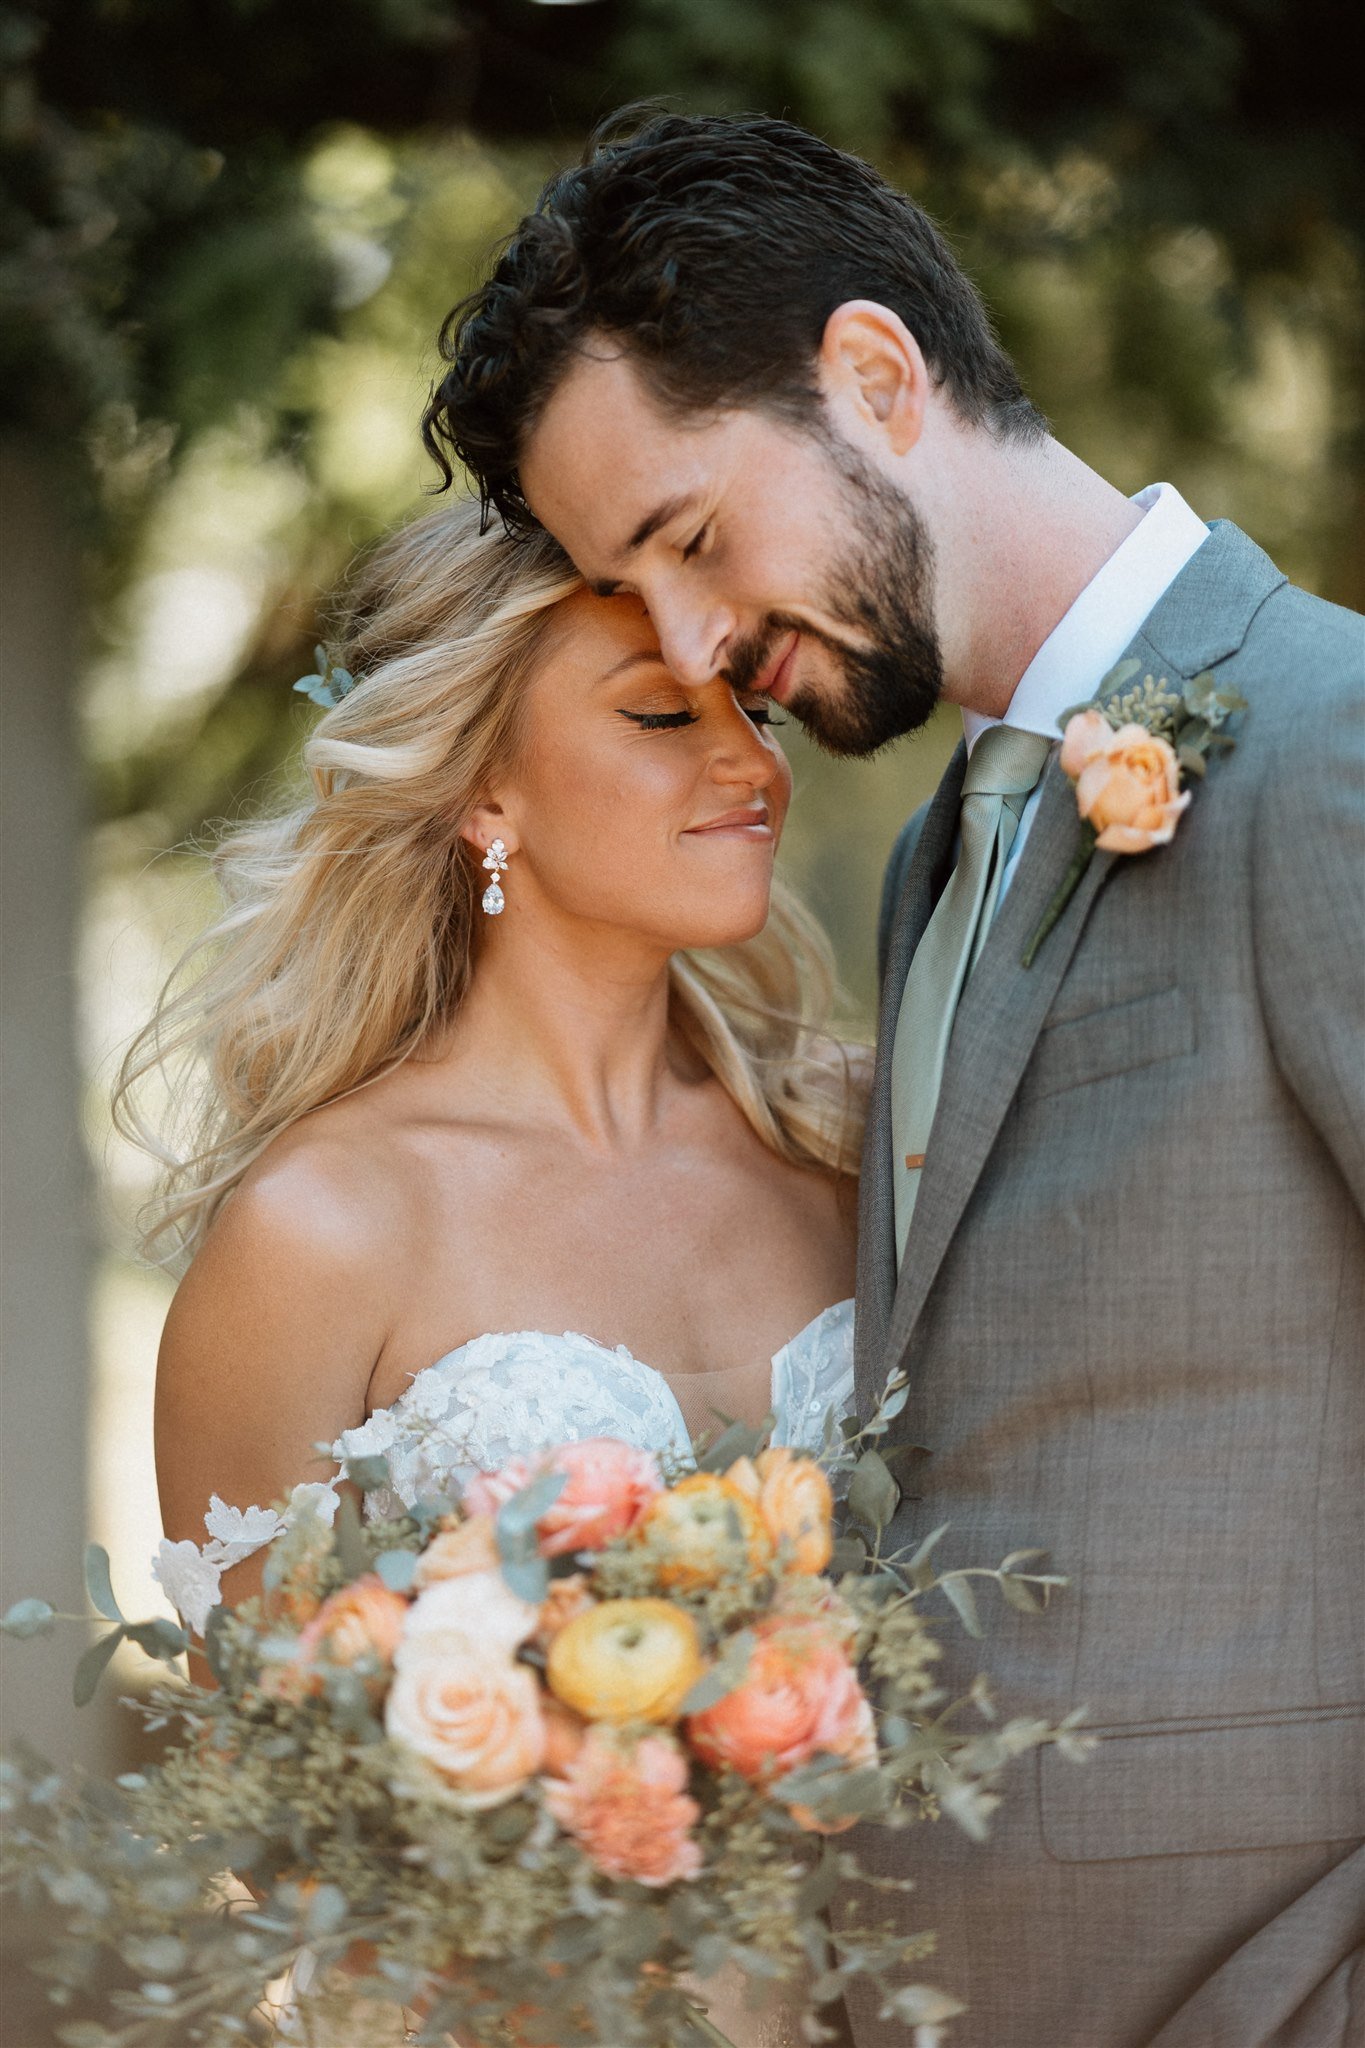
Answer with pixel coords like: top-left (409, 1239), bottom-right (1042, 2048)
top-left (541, 587), bottom-right (663, 679)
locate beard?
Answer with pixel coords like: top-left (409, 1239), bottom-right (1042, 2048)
top-left (724, 430), bottom-right (943, 758)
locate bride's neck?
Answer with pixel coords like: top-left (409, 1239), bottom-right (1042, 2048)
top-left (429, 910), bottom-right (685, 1149)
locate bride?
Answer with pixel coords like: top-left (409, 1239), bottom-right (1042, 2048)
top-left (117, 495), bottom-right (865, 2046)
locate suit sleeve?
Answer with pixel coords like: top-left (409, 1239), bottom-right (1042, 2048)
top-left (1252, 667), bottom-right (1365, 1214)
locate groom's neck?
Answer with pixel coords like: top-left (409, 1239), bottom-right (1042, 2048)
top-left (928, 428), bottom-right (1144, 721)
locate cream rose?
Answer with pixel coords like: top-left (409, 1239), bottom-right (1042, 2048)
top-left (385, 1645), bottom-right (546, 1809)
top-left (401, 1568), bottom-right (538, 1659)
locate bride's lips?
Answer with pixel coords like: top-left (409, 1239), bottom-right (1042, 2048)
top-left (758, 631), bottom-right (800, 704)
top-left (684, 803), bottom-right (773, 839)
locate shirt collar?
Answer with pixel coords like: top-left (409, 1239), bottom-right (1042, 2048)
top-left (961, 482), bottom-right (1210, 756)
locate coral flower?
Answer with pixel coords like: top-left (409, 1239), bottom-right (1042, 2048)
top-left (466, 1438), bottom-right (663, 1557)
top-left (547, 1598), bottom-right (704, 1724)
top-left (1060, 713), bottom-right (1191, 854)
top-left (641, 1473), bottom-right (773, 1590)
top-left (685, 1619), bottom-right (875, 1785)
top-left (544, 1726), bottom-right (703, 1887)
top-left (263, 1574), bottom-right (408, 1701)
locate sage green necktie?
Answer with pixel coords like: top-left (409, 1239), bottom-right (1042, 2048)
top-left (890, 724), bottom-right (1053, 1265)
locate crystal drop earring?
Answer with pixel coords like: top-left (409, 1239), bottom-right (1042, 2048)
top-left (480, 838), bottom-right (509, 916)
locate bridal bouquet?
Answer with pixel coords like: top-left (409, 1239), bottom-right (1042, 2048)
top-left (2, 1392), bottom-right (1086, 2048)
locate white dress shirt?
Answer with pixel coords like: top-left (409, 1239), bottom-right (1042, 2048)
top-left (962, 481), bottom-right (1210, 910)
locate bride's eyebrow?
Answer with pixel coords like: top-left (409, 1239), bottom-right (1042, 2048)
top-left (599, 650), bottom-right (672, 685)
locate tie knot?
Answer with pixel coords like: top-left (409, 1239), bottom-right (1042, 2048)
top-left (962, 723), bottom-right (1054, 799)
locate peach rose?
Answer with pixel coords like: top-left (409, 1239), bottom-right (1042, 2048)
top-left (1060, 713), bottom-right (1191, 854)
top-left (685, 1619), bottom-right (875, 1786)
top-left (465, 1438), bottom-right (663, 1558)
top-left (261, 1574), bottom-right (408, 1701)
top-left (544, 1726), bottom-right (702, 1887)
top-left (413, 1514), bottom-right (501, 1589)
top-left (385, 1642), bottom-right (546, 1809)
top-left (728, 1448), bottom-right (834, 1575)
top-left (402, 1568), bottom-right (539, 1659)
top-left (547, 1598), bottom-right (704, 1724)
top-left (640, 1473), bottom-right (773, 1591)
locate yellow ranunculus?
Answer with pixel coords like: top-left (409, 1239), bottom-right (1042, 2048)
top-left (641, 1473), bottom-right (773, 1591)
top-left (546, 1598), bottom-right (704, 1724)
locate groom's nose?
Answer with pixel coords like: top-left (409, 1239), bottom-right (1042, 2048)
top-left (650, 586), bottom-right (733, 687)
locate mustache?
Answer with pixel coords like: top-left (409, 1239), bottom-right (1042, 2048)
top-left (722, 615), bottom-right (851, 694)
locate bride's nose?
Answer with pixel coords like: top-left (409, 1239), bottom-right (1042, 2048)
top-left (708, 699), bottom-right (780, 789)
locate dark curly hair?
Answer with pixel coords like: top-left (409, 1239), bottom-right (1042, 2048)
top-left (422, 107), bottom-right (1044, 530)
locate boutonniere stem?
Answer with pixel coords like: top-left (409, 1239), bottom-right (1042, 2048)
top-left (1022, 661), bottom-right (1247, 968)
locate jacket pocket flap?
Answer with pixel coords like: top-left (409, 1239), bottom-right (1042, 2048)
top-left (1040, 1710), bottom-right (1365, 1862)
top-left (1021, 984), bottom-right (1195, 1103)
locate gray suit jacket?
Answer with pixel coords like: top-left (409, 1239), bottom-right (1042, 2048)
top-left (848, 524), bottom-right (1365, 2048)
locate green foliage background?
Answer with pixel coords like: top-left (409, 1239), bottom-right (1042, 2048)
top-left (3, 0), bottom-right (1360, 1015)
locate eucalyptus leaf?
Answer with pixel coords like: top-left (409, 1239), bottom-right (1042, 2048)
top-left (1178, 744), bottom-right (1208, 778)
top-left (497, 1554), bottom-right (548, 1604)
top-left (795, 1843), bottom-right (840, 1916)
top-left (305, 1883), bottom-right (350, 1938)
top-left (497, 1469), bottom-right (568, 1542)
top-left (678, 1629), bottom-right (755, 1715)
top-left (331, 1494), bottom-right (372, 1583)
top-left (695, 1416), bottom-right (771, 1473)
top-left (938, 1573), bottom-right (982, 1639)
top-left (905, 1522), bottom-right (950, 1573)
top-left (1, 1597), bottom-right (56, 1638)
top-left (72, 1628), bottom-right (125, 1708)
top-left (998, 1574), bottom-right (1045, 1615)
top-left (344, 1454), bottom-right (392, 1493)
top-left (847, 1450), bottom-right (899, 1536)
top-left (124, 1617), bottom-right (189, 1662)
top-left (374, 1548), bottom-right (418, 1593)
top-left (83, 1544), bottom-right (123, 1624)
top-left (1095, 656), bottom-right (1141, 700)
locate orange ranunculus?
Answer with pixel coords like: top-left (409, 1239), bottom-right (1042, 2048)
top-left (385, 1642), bottom-right (546, 1809)
top-left (1061, 713), bottom-right (1191, 854)
top-left (685, 1618), bottom-right (875, 1786)
top-left (546, 1598), bottom-right (704, 1725)
top-left (465, 1438), bottom-right (663, 1558)
top-left (413, 1513), bottom-right (501, 1589)
top-left (727, 1447), bottom-right (834, 1575)
top-left (544, 1725), bottom-right (702, 1887)
top-left (641, 1473), bottom-right (772, 1591)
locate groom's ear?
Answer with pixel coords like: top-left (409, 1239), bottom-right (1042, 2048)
top-left (817, 302), bottom-right (929, 459)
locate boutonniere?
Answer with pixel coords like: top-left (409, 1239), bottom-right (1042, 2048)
top-left (1022, 659), bottom-right (1247, 967)
top-left (292, 642), bottom-right (358, 711)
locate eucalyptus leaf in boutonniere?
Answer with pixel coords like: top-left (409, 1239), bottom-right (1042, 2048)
top-left (1022, 657), bottom-right (1248, 968)
top-left (292, 642), bottom-right (358, 711)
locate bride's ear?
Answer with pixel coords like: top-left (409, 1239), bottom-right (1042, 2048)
top-left (460, 801), bottom-right (519, 861)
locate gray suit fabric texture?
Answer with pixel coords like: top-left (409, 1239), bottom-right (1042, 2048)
top-left (845, 523), bottom-right (1365, 2048)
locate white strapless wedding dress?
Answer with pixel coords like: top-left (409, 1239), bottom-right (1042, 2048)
top-left (169, 1300), bottom-right (856, 1630)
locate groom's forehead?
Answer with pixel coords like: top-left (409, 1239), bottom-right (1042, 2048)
top-left (522, 349), bottom-right (744, 561)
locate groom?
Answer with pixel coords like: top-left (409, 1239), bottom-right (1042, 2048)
top-left (424, 111), bottom-right (1365, 2046)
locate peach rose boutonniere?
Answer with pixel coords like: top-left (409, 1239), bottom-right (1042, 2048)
top-left (1022, 659), bottom-right (1248, 968)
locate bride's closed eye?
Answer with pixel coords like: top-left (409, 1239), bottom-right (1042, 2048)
top-left (616, 702), bottom-right (787, 732)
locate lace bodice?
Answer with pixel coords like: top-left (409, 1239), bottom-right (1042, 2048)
top-left (153, 1302), bottom-right (856, 1635)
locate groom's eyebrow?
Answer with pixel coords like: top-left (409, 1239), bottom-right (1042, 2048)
top-left (623, 493), bottom-right (697, 555)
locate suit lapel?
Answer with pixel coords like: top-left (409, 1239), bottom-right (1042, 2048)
top-left (854, 746), bottom-right (965, 1413)
top-left (882, 759), bottom-right (1116, 1372)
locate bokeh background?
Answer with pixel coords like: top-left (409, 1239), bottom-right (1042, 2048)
top-left (0, 4), bottom-right (1360, 2026)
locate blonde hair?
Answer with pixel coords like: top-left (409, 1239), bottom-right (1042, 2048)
top-left (115, 497), bottom-right (865, 1261)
